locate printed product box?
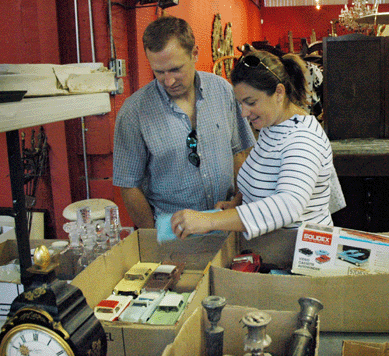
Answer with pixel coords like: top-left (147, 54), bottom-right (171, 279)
top-left (292, 223), bottom-right (389, 277)
top-left (162, 305), bottom-right (319, 356)
top-left (71, 229), bottom-right (232, 356)
top-left (209, 229), bottom-right (389, 332)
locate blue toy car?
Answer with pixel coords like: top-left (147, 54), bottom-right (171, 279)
top-left (315, 249), bottom-right (329, 256)
top-left (337, 249), bottom-right (370, 266)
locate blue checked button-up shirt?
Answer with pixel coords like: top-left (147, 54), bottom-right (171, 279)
top-left (113, 71), bottom-right (255, 216)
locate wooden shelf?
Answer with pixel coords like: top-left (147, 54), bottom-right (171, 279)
top-left (0, 93), bottom-right (111, 133)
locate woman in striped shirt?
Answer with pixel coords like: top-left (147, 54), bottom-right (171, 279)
top-left (171, 50), bottom-right (337, 240)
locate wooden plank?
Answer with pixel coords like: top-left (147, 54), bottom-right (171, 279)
top-left (0, 93), bottom-right (111, 133)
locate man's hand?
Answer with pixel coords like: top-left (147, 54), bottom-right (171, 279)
top-left (215, 192), bottom-right (242, 210)
top-left (215, 200), bottom-right (237, 210)
top-left (171, 209), bottom-right (213, 239)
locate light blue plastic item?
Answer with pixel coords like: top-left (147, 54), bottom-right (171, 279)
top-left (155, 209), bottom-right (220, 243)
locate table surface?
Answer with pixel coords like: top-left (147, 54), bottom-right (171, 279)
top-left (331, 139), bottom-right (389, 176)
top-left (331, 138), bottom-right (389, 156)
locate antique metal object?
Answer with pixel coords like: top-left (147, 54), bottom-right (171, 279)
top-left (212, 14), bottom-right (234, 78)
top-left (33, 245), bottom-right (51, 269)
top-left (242, 311), bottom-right (272, 356)
top-left (202, 295), bottom-right (227, 356)
top-left (288, 297), bottom-right (323, 356)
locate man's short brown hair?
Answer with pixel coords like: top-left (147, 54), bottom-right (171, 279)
top-left (143, 16), bottom-right (195, 55)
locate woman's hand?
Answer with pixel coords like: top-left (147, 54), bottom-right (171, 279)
top-left (171, 209), bottom-right (213, 239)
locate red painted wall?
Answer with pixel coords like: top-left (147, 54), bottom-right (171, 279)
top-left (2, 0), bottom-right (388, 237)
top-left (0, 0), bottom-right (71, 239)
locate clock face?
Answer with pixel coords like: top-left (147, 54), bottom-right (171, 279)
top-left (0, 323), bottom-right (75, 356)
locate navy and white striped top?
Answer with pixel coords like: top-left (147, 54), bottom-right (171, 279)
top-left (236, 114), bottom-right (333, 240)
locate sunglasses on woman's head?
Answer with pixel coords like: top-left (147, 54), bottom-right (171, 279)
top-left (241, 55), bottom-right (282, 83)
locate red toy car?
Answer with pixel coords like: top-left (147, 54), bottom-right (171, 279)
top-left (231, 252), bottom-right (261, 272)
top-left (315, 255), bottom-right (331, 264)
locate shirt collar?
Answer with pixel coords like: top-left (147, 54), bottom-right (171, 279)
top-left (155, 71), bottom-right (204, 104)
top-left (194, 72), bottom-right (204, 100)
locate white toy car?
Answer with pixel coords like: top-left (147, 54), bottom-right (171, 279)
top-left (94, 294), bottom-right (133, 321)
top-left (119, 290), bottom-right (165, 323)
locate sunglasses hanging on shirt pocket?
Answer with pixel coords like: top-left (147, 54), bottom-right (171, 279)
top-left (186, 129), bottom-right (200, 167)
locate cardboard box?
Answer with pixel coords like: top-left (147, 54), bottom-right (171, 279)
top-left (71, 229), bottom-right (231, 356)
top-left (292, 223), bottom-right (389, 276)
top-left (342, 340), bottom-right (389, 356)
top-left (162, 304), bottom-right (319, 356)
top-left (209, 229), bottom-right (389, 332)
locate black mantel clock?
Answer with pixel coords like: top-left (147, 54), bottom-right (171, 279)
top-left (0, 252), bottom-right (107, 356)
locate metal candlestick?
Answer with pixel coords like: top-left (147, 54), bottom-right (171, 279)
top-left (202, 296), bottom-right (227, 356)
top-left (288, 297), bottom-right (323, 356)
top-left (242, 311), bottom-right (272, 356)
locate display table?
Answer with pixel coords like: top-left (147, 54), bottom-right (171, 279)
top-left (331, 138), bottom-right (389, 232)
top-left (331, 138), bottom-right (389, 177)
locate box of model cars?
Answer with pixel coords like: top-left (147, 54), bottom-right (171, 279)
top-left (209, 229), bottom-right (389, 333)
top-left (292, 223), bottom-right (389, 277)
top-left (162, 304), bottom-right (319, 356)
top-left (71, 229), bottom-right (232, 356)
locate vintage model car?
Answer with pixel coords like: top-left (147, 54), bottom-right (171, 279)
top-left (337, 249), bottom-right (370, 266)
top-left (147, 291), bottom-right (192, 325)
top-left (143, 262), bottom-right (185, 292)
top-left (94, 294), bottom-right (133, 322)
top-left (231, 251), bottom-right (261, 272)
top-left (113, 262), bottom-right (160, 297)
top-left (119, 290), bottom-right (165, 323)
top-left (315, 249), bottom-right (329, 256)
top-left (315, 254), bottom-right (331, 264)
top-left (299, 248), bottom-right (313, 256)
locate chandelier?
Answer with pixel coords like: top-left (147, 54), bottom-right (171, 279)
top-left (338, 0), bottom-right (379, 32)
